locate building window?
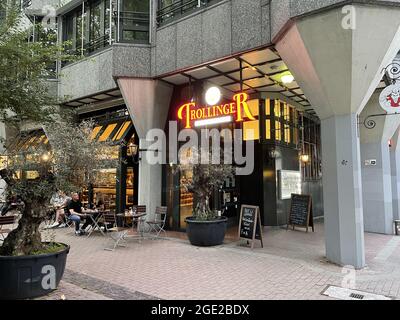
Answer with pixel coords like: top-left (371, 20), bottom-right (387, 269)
top-left (243, 99), bottom-right (260, 141)
top-left (300, 115), bottom-right (321, 181)
top-left (27, 15), bottom-right (58, 78)
top-left (242, 98), bottom-right (298, 145)
top-left (271, 99), bottom-right (297, 146)
top-left (119, 0), bottom-right (150, 43)
top-left (62, 0), bottom-right (150, 58)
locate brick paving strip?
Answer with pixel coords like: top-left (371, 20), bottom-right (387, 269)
top-left (62, 269), bottom-right (161, 300)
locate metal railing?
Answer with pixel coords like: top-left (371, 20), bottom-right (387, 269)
top-left (117, 10), bottom-right (150, 43)
top-left (62, 9), bottom-right (150, 64)
top-left (157, 0), bottom-right (212, 26)
top-left (84, 34), bottom-right (110, 54)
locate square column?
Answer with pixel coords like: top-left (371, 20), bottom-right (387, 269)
top-left (137, 138), bottom-right (164, 221)
top-left (391, 129), bottom-right (400, 221)
top-left (361, 142), bottom-right (394, 234)
top-left (322, 114), bottom-right (365, 268)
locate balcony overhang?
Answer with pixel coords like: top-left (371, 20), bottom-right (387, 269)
top-left (61, 87), bottom-right (123, 109)
top-left (56, 0), bottom-right (83, 16)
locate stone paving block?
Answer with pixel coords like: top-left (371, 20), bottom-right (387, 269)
top-left (33, 228), bottom-right (400, 300)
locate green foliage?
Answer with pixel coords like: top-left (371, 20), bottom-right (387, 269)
top-left (44, 118), bottom-right (119, 193)
top-left (176, 146), bottom-right (234, 221)
top-left (28, 242), bottom-right (66, 256)
top-left (0, 2), bottom-right (110, 256)
top-left (0, 0), bottom-right (75, 128)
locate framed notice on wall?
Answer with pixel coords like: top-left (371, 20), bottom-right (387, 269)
top-left (278, 170), bottom-right (301, 200)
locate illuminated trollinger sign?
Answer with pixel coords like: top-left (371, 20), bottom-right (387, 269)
top-left (177, 92), bottom-right (255, 129)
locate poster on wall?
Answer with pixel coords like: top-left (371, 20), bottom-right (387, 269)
top-left (278, 170), bottom-right (301, 200)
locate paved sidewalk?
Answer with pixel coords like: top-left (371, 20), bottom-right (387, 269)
top-left (38, 222), bottom-right (400, 300)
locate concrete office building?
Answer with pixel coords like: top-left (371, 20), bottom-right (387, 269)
top-left (13, 0), bottom-right (400, 269)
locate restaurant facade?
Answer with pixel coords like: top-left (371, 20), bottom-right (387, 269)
top-left (10, 0), bottom-right (400, 269)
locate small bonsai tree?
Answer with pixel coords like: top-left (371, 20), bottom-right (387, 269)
top-left (176, 146), bottom-right (234, 221)
top-left (0, 118), bottom-right (117, 256)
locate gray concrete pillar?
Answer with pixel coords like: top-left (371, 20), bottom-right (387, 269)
top-left (361, 141), bottom-right (393, 234)
top-left (322, 114), bottom-right (365, 267)
top-left (360, 93), bottom-right (400, 234)
top-left (276, 4), bottom-right (400, 268)
top-left (117, 78), bottom-right (173, 220)
top-left (391, 128), bottom-right (400, 221)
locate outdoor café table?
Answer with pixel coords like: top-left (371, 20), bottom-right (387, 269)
top-left (85, 210), bottom-right (106, 238)
top-left (118, 212), bottom-right (147, 241)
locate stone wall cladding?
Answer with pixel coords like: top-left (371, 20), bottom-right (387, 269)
top-left (59, 48), bottom-right (115, 101)
top-left (112, 44), bottom-right (151, 78)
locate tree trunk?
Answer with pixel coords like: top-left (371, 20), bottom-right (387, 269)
top-left (0, 200), bottom-right (46, 256)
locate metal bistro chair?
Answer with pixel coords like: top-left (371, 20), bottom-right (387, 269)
top-left (146, 206), bottom-right (167, 239)
top-left (132, 205), bottom-right (147, 238)
top-left (103, 211), bottom-right (128, 251)
top-left (0, 215), bottom-right (18, 242)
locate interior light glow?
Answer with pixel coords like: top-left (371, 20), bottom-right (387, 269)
top-left (194, 116), bottom-right (233, 128)
top-left (300, 154), bottom-right (310, 163)
top-left (205, 87), bottom-right (221, 106)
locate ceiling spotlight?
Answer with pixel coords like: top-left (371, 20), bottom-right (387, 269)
top-left (281, 73), bottom-right (295, 85)
top-left (205, 86), bottom-right (221, 106)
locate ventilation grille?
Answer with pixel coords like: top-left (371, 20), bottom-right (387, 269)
top-left (349, 293), bottom-right (364, 300)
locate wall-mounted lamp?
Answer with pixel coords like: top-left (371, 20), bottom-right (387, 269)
top-left (268, 148), bottom-right (279, 159)
top-left (41, 153), bottom-right (50, 162)
top-left (128, 143), bottom-right (159, 164)
top-left (300, 154), bottom-right (310, 163)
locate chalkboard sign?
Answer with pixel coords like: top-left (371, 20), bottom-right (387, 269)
top-left (287, 194), bottom-right (314, 232)
top-left (238, 205), bottom-right (263, 249)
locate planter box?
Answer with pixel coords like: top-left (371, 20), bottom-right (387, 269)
top-left (0, 243), bottom-right (70, 300)
top-left (185, 216), bottom-right (228, 247)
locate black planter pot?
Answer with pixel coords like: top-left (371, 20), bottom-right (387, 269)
top-left (185, 216), bottom-right (228, 247)
top-left (0, 243), bottom-right (70, 300)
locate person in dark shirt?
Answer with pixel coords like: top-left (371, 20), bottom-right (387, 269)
top-left (67, 192), bottom-right (90, 236)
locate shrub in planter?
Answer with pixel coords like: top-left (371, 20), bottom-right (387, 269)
top-left (175, 146), bottom-right (234, 246)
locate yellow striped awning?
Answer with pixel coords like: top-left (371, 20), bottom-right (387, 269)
top-left (90, 120), bottom-right (133, 144)
top-left (8, 130), bottom-right (50, 153)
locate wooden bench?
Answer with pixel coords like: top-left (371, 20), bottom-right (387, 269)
top-left (0, 215), bottom-right (18, 241)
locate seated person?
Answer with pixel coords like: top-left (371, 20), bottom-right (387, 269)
top-left (67, 192), bottom-right (92, 236)
top-left (48, 190), bottom-right (71, 228)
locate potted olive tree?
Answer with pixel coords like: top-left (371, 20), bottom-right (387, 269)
top-left (177, 146), bottom-right (234, 247)
top-left (0, 119), bottom-right (117, 299)
top-left (0, 2), bottom-right (116, 299)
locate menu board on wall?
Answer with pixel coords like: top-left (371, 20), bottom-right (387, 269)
top-left (279, 170), bottom-right (302, 200)
top-left (238, 205), bottom-right (263, 249)
top-left (287, 194), bottom-right (314, 233)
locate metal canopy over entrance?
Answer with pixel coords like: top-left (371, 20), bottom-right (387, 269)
top-left (157, 46), bottom-right (388, 118)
